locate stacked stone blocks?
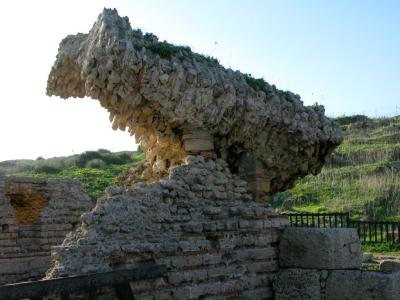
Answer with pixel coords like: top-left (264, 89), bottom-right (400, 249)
top-left (0, 176), bottom-right (92, 284)
top-left (274, 227), bottom-right (400, 300)
top-left (47, 156), bottom-right (288, 299)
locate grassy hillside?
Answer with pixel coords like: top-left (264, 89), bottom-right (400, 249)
top-left (272, 115), bottom-right (400, 221)
top-left (0, 149), bottom-right (145, 200)
top-left (1, 115), bottom-right (399, 220)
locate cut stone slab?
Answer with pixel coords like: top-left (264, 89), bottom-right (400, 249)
top-left (273, 268), bottom-right (320, 300)
top-left (380, 260), bottom-right (400, 272)
top-left (326, 270), bottom-right (400, 300)
top-left (279, 227), bottom-right (362, 269)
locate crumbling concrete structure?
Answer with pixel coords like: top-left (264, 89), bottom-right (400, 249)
top-left (0, 176), bottom-right (92, 284)
top-left (43, 8), bottom-right (345, 299)
top-left (46, 156), bottom-right (288, 298)
top-left (47, 8), bottom-right (342, 198)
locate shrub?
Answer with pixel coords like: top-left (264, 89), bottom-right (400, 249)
top-left (334, 115), bottom-right (370, 125)
top-left (34, 164), bottom-right (61, 174)
top-left (86, 159), bottom-right (107, 169)
top-left (243, 73), bottom-right (268, 93)
top-left (74, 151), bottom-right (103, 168)
top-left (147, 41), bottom-right (190, 59)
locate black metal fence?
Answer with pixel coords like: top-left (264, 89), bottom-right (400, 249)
top-left (285, 212), bottom-right (350, 228)
top-left (348, 220), bottom-right (400, 243)
top-left (285, 212), bottom-right (400, 244)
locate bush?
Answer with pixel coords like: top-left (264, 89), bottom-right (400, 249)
top-left (74, 151), bottom-right (103, 168)
top-left (86, 159), bottom-right (107, 169)
top-left (34, 164), bottom-right (61, 174)
top-left (334, 115), bottom-right (370, 125)
top-left (243, 73), bottom-right (268, 93)
top-left (147, 41), bottom-right (190, 59)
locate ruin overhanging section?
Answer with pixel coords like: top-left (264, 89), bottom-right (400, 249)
top-left (47, 8), bottom-right (342, 194)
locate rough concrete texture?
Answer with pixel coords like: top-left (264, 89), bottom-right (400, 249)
top-left (273, 268), bottom-right (320, 300)
top-left (380, 259), bottom-right (400, 272)
top-left (326, 270), bottom-right (400, 300)
top-left (274, 268), bottom-right (400, 300)
top-left (46, 156), bottom-right (288, 299)
top-left (0, 175), bottom-right (92, 284)
top-left (279, 227), bottom-right (362, 269)
top-left (47, 8), bottom-right (342, 194)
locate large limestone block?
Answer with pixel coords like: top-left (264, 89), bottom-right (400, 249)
top-left (279, 227), bottom-right (362, 269)
top-left (273, 268), bottom-right (320, 300)
top-left (326, 270), bottom-right (400, 300)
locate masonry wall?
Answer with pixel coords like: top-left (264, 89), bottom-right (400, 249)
top-left (0, 176), bottom-right (92, 284)
top-left (47, 156), bottom-right (288, 299)
top-left (274, 227), bottom-right (400, 300)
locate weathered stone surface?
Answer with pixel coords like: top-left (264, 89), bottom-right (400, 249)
top-left (380, 259), bottom-right (400, 272)
top-left (273, 268), bottom-right (321, 300)
top-left (326, 270), bottom-right (400, 300)
top-left (47, 8), bottom-right (342, 194)
top-left (362, 252), bottom-right (373, 262)
top-left (46, 156), bottom-right (287, 299)
top-left (279, 227), bottom-right (362, 269)
top-left (273, 268), bottom-right (400, 300)
top-left (0, 175), bottom-right (92, 284)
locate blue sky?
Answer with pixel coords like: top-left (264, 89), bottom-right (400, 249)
top-left (130, 0), bottom-right (400, 117)
top-left (0, 1), bottom-right (399, 160)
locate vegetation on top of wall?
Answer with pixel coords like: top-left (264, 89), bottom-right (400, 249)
top-left (147, 41), bottom-right (191, 59)
top-left (131, 28), bottom-right (220, 67)
top-left (243, 73), bottom-right (269, 93)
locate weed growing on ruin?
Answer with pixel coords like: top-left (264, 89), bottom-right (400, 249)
top-left (147, 41), bottom-right (191, 59)
top-left (243, 73), bottom-right (268, 92)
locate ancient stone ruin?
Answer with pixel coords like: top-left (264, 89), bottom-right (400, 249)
top-left (0, 175), bottom-right (92, 285)
top-left (43, 8), bottom-right (347, 299)
top-left (275, 227), bottom-right (400, 300)
top-left (47, 8), bottom-right (342, 198)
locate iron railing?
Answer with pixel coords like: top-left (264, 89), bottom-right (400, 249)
top-left (285, 212), bottom-right (400, 244)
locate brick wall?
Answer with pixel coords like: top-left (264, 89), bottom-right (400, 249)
top-left (0, 176), bottom-right (92, 284)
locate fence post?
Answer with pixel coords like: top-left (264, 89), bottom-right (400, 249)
top-left (398, 223), bottom-right (400, 243)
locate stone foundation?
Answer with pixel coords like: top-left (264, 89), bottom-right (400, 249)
top-left (274, 227), bottom-right (400, 300)
top-left (274, 268), bottom-right (400, 300)
top-left (0, 176), bottom-right (92, 284)
top-left (47, 156), bottom-right (288, 299)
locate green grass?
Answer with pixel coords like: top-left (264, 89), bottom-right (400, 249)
top-left (273, 115), bottom-right (400, 221)
top-left (362, 242), bottom-right (400, 255)
top-left (1, 150), bottom-right (145, 200)
top-left (131, 30), bottom-right (219, 66)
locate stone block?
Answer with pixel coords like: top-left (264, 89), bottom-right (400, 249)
top-left (273, 268), bottom-right (321, 300)
top-left (279, 227), bottom-right (362, 269)
top-left (326, 270), bottom-right (400, 300)
top-left (380, 259), bottom-right (400, 272)
top-left (183, 130), bottom-right (214, 152)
